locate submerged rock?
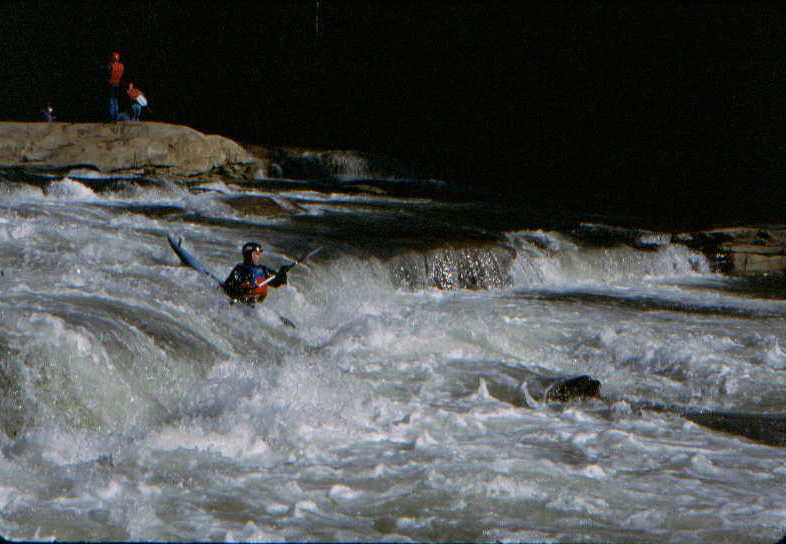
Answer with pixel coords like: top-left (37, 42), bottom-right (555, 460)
top-left (543, 375), bottom-right (602, 402)
top-left (390, 245), bottom-right (515, 290)
top-left (0, 358), bottom-right (26, 439)
top-left (683, 410), bottom-right (786, 448)
top-left (473, 369), bottom-right (603, 408)
top-left (0, 121), bottom-right (255, 176)
top-left (475, 364), bottom-right (786, 449)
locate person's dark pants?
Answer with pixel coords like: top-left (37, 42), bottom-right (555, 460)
top-left (108, 85), bottom-right (120, 121)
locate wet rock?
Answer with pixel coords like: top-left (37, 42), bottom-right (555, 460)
top-left (390, 245), bottom-right (515, 290)
top-left (564, 222), bottom-right (786, 276)
top-left (0, 121), bottom-right (255, 176)
top-left (544, 375), bottom-right (602, 402)
top-left (480, 361), bottom-right (786, 449)
top-left (466, 362), bottom-right (786, 448)
top-left (674, 225), bottom-right (786, 275)
top-left (479, 370), bottom-right (603, 408)
top-left (223, 195), bottom-right (302, 216)
top-left (684, 410), bottom-right (786, 448)
top-left (0, 349), bottom-right (28, 440)
top-left (569, 223), bottom-right (668, 250)
top-left (258, 147), bottom-right (412, 180)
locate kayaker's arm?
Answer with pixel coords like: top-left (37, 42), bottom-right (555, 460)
top-left (264, 264), bottom-right (293, 287)
top-left (257, 247), bottom-right (321, 288)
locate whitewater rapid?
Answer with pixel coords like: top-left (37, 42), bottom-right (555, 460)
top-left (0, 174), bottom-right (785, 543)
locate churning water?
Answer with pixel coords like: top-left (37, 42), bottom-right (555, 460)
top-left (0, 171), bottom-right (785, 543)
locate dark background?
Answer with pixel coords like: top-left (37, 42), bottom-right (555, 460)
top-left (1, 1), bottom-right (785, 228)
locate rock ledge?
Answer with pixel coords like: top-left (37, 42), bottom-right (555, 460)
top-left (0, 121), bottom-right (255, 176)
top-left (675, 225), bottom-right (786, 275)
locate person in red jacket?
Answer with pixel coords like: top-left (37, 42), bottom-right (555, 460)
top-left (106, 52), bottom-right (124, 121)
top-left (126, 82), bottom-right (148, 120)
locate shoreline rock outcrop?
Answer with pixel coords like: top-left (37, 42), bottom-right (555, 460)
top-left (0, 122), bottom-right (418, 184)
top-left (0, 121), bottom-right (255, 176)
top-left (674, 226), bottom-right (786, 275)
top-left (571, 222), bottom-right (786, 276)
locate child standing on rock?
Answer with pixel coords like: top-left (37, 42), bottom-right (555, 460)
top-left (41, 104), bottom-right (55, 122)
top-left (126, 82), bottom-right (148, 120)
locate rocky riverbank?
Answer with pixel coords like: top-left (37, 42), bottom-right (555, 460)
top-left (0, 121), bottom-right (255, 176)
top-left (674, 226), bottom-right (786, 276)
top-left (1, 121), bottom-right (783, 277)
top-left (569, 222), bottom-right (786, 276)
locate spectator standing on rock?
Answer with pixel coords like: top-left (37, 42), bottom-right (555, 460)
top-left (126, 82), bottom-right (148, 120)
top-left (106, 52), bottom-right (125, 121)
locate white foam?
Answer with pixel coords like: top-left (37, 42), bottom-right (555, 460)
top-left (44, 178), bottom-right (99, 200)
top-left (225, 522), bottom-right (280, 543)
top-left (546, 493), bottom-right (610, 516)
top-left (328, 484), bottom-right (363, 501)
top-left (2, 182), bottom-right (785, 543)
top-left (483, 476), bottom-right (549, 501)
top-left (507, 230), bottom-right (710, 288)
top-left (762, 337), bottom-right (786, 370)
top-left (265, 503), bottom-right (291, 515)
top-left (144, 421), bottom-right (271, 460)
top-left (0, 486), bottom-right (19, 511)
top-left (293, 499), bottom-right (320, 516)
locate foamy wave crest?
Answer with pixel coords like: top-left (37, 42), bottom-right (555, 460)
top-left (44, 177), bottom-right (100, 200)
top-left (507, 231), bottom-right (709, 287)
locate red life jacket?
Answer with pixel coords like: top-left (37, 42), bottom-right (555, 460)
top-left (231, 276), bottom-right (269, 302)
top-left (108, 61), bottom-right (124, 85)
top-left (127, 87), bottom-right (142, 100)
top-left (247, 277), bottom-right (269, 299)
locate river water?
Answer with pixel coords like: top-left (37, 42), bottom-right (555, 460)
top-left (0, 169), bottom-right (785, 543)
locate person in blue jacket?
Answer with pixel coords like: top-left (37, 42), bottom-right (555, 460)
top-left (223, 242), bottom-right (292, 305)
top-left (41, 104), bottom-right (55, 122)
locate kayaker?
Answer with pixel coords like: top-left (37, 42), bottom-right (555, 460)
top-left (223, 242), bottom-right (292, 305)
